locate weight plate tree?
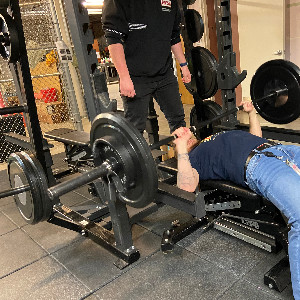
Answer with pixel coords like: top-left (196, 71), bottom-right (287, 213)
top-left (191, 47), bottom-right (218, 100)
top-left (190, 100), bottom-right (222, 139)
top-left (8, 152), bottom-right (52, 224)
top-left (90, 112), bottom-right (158, 208)
top-left (251, 59), bottom-right (300, 124)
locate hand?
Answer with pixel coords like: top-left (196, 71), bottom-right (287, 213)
top-left (172, 127), bottom-right (193, 145)
top-left (119, 76), bottom-right (136, 98)
top-left (181, 66), bottom-right (191, 84)
top-left (241, 101), bottom-right (255, 114)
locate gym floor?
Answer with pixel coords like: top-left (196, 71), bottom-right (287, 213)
top-left (0, 82), bottom-right (297, 300)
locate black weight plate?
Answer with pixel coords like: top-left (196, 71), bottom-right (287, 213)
top-left (0, 13), bottom-right (19, 63)
top-left (90, 112), bottom-right (158, 208)
top-left (185, 9), bottom-right (204, 43)
top-left (21, 152), bottom-right (52, 221)
top-left (7, 152), bottom-right (51, 224)
top-left (190, 100), bottom-right (222, 139)
top-left (191, 47), bottom-right (218, 100)
top-left (251, 59), bottom-right (300, 124)
top-left (0, 1), bottom-right (11, 9)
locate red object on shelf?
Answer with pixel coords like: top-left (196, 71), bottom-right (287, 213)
top-left (40, 88), bottom-right (58, 103)
top-left (0, 91), bottom-right (4, 108)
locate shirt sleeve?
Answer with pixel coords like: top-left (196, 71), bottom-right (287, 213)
top-left (102, 0), bottom-right (129, 45)
top-left (171, 2), bottom-right (182, 46)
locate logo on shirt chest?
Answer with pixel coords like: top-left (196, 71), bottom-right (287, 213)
top-left (161, 0), bottom-right (171, 11)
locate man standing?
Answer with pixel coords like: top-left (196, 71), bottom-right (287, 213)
top-left (102, 0), bottom-right (191, 133)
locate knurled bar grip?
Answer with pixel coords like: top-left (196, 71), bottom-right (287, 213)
top-left (47, 162), bottom-right (110, 200)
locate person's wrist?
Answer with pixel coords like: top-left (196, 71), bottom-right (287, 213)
top-left (180, 62), bottom-right (188, 68)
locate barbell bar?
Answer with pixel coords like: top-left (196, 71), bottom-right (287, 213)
top-left (148, 86), bottom-right (289, 148)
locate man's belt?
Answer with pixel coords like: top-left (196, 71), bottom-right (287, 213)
top-left (244, 141), bottom-right (279, 180)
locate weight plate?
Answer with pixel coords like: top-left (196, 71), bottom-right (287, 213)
top-left (0, 12), bottom-right (19, 63)
top-left (90, 112), bottom-right (158, 208)
top-left (191, 47), bottom-right (218, 100)
top-left (251, 59), bottom-right (300, 124)
top-left (190, 100), bottom-right (223, 139)
top-left (185, 9), bottom-right (204, 43)
top-left (7, 152), bottom-right (52, 224)
top-left (0, 1), bottom-right (11, 9)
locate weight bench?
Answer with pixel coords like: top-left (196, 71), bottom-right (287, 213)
top-left (44, 127), bottom-right (291, 291)
top-left (44, 128), bottom-right (91, 167)
top-left (157, 157), bottom-right (291, 292)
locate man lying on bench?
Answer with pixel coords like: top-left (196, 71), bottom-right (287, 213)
top-left (172, 102), bottom-right (300, 300)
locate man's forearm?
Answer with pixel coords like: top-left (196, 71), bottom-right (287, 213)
top-left (171, 41), bottom-right (187, 65)
top-left (176, 145), bottom-right (199, 192)
top-left (248, 110), bottom-right (262, 137)
top-left (108, 43), bottom-right (131, 79)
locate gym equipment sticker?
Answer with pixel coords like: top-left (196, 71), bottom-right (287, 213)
top-left (161, 0), bottom-right (171, 11)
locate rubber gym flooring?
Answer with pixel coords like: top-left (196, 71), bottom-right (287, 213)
top-left (0, 150), bottom-right (295, 300)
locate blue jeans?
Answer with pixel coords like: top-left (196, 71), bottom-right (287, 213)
top-left (246, 144), bottom-right (300, 299)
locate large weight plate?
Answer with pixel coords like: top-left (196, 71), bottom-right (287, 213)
top-left (90, 113), bottom-right (158, 208)
top-left (0, 13), bottom-right (19, 63)
top-left (190, 100), bottom-right (223, 139)
top-left (191, 47), bottom-right (218, 100)
top-left (7, 152), bottom-right (52, 224)
top-left (251, 59), bottom-right (300, 124)
top-left (185, 9), bottom-right (204, 43)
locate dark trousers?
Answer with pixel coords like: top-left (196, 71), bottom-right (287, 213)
top-left (122, 71), bottom-right (186, 133)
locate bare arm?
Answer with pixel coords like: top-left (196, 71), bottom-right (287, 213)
top-left (242, 102), bottom-right (262, 137)
top-left (173, 128), bottom-right (199, 192)
top-left (108, 43), bottom-right (135, 97)
top-left (171, 42), bottom-right (191, 84)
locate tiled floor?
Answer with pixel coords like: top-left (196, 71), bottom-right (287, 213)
top-left (0, 82), bottom-right (297, 299)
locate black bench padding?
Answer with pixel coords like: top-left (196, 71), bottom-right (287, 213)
top-left (44, 128), bottom-right (90, 146)
top-left (200, 180), bottom-right (261, 201)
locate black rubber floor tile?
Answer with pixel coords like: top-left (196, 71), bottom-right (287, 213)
top-left (135, 205), bottom-right (192, 236)
top-left (23, 220), bottom-right (83, 253)
top-left (0, 195), bottom-right (14, 208)
top-left (0, 211), bottom-right (17, 235)
top-left (0, 229), bottom-right (47, 278)
top-left (1, 202), bottom-right (29, 227)
top-left (52, 224), bottom-right (161, 290)
top-left (243, 250), bottom-right (294, 299)
top-left (95, 246), bottom-right (238, 300)
top-left (217, 279), bottom-right (284, 300)
top-left (178, 228), bottom-right (268, 277)
top-left (60, 190), bottom-right (91, 207)
top-left (0, 256), bottom-right (91, 300)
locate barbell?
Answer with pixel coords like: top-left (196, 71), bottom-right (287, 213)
top-left (2, 57), bottom-right (300, 224)
top-left (3, 113), bottom-right (159, 224)
top-left (189, 59), bottom-right (300, 134)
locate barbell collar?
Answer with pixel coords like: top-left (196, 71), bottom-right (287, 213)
top-left (0, 184), bottom-right (30, 199)
top-left (47, 162), bottom-right (111, 201)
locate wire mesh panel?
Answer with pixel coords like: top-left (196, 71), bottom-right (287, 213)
top-left (0, 0), bottom-right (81, 163)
